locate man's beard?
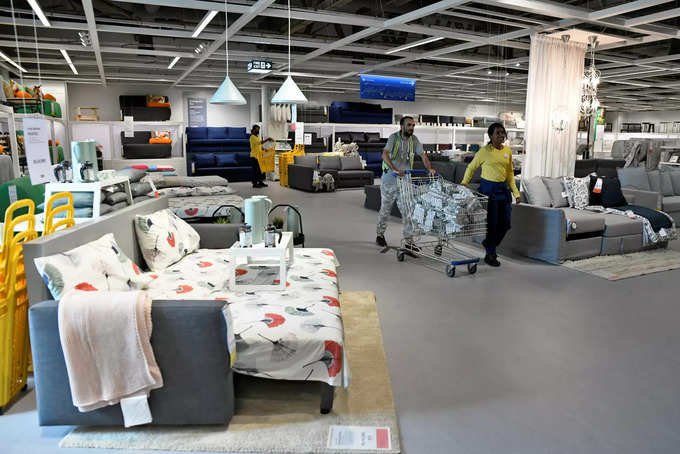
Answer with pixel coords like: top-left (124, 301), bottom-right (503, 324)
top-left (402, 129), bottom-right (413, 137)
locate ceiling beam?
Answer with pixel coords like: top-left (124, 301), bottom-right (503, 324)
top-left (625, 7), bottom-right (680, 27)
top-left (174, 0), bottom-right (277, 85)
top-left (81, 0), bottom-right (106, 86)
top-left (588, 0), bottom-right (674, 20)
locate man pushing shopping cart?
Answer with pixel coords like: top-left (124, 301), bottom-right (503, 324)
top-left (376, 116), bottom-right (436, 251)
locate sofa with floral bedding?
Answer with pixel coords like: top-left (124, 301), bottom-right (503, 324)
top-left (500, 174), bottom-right (674, 264)
top-left (24, 197), bottom-right (343, 426)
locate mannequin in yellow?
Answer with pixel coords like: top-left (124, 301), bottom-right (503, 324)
top-left (249, 125), bottom-right (273, 188)
top-left (462, 122), bottom-right (520, 267)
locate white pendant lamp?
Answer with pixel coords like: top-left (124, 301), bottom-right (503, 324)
top-left (210, 0), bottom-right (246, 105)
top-left (271, 0), bottom-right (307, 104)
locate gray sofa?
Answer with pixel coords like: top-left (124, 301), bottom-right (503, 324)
top-left (24, 197), bottom-right (239, 426)
top-left (288, 155), bottom-right (374, 191)
top-left (617, 166), bottom-right (680, 224)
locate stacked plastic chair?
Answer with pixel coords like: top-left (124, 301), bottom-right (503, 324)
top-left (278, 145), bottom-right (305, 187)
top-left (0, 200), bottom-right (38, 414)
top-left (43, 192), bottom-right (75, 236)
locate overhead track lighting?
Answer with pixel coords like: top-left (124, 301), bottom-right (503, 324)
top-left (79, 31), bottom-right (91, 47)
top-left (385, 36), bottom-right (444, 55)
top-left (60, 49), bottom-right (78, 75)
top-left (167, 56), bottom-right (180, 69)
top-left (27, 0), bottom-right (50, 27)
top-left (192, 10), bottom-right (218, 38)
top-left (210, 0), bottom-right (246, 105)
top-left (0, 50), bottom-right (26, 73)
top-left (271, 0), bottom-right (307, 104)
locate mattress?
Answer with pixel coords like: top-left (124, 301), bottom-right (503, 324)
top-left (143, 248), bottom-right (346, 387)
top-left (168, 194), bottom-right (244, 219)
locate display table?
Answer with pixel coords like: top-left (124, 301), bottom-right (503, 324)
top-left (44, 175), bottom-right (132, 219)
top-left (228, 232), bottom-right (295, 291)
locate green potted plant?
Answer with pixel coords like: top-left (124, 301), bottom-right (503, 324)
top-left (272, 217), bottom-right (284, 229)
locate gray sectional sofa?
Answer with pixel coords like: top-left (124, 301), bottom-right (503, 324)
top-left (24, 198), bottom-right (240, 426)
top-left (617, 166), bottom-right (680, 224)
top-left (288, 155), bottom-right (374, 191)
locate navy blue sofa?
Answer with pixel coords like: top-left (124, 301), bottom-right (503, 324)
top-left (186, 127), bottom-right (253, 182)
top-left (329, 102), bottom-right (393, 124)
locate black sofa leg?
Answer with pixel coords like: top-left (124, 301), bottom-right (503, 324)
top-left (320, 382), bottom-right (334, 414)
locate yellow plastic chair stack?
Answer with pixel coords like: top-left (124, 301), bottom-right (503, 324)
top-left (0, 200), bottom-right (37, 414)
top-left (43, 192), bottom-right (75, 236)
top-left (278, 146), bottom-right (305, 187)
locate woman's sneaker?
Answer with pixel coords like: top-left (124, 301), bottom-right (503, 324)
top-left (376, 235), bottom-right (387, 247)
top-left (484, 255), bottom-right (501, 267)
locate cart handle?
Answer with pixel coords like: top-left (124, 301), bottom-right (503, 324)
top-left (392, 169), bottom-right (432, 176)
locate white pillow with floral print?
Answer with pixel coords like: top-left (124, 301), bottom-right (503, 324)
top-left (135, 209), bottom-right (200, 271)
top-left (562, 176), bottom-right (591, 210)
top-left (33, 233), bottom-right (150, 300)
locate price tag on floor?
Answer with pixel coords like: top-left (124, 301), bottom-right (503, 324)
top-left (327, 426), bottom-right (391, 450)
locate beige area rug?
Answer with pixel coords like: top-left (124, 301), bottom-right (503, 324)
top-left (60, 291), bottom-right (400, 453)
top-left (563, 249), bottom-right (680, 280)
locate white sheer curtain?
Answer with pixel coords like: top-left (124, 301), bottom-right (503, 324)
top-left (523, 34), bottom-right (587, 179)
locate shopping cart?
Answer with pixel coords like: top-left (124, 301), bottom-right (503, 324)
top-left (395, 170), bottom-right (488, 278)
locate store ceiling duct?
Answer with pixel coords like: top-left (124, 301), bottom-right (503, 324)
top-left (210, 0), bottom-right (246, 105)
top-left (360, 75), bottom-right (416, 102)
top-left (271, 75), bottom-right (308, 104)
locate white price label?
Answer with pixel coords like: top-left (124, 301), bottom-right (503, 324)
top-left (327, 426), bottom-right (391, 450)
top-left (8, 185), bottom-right (17, 203)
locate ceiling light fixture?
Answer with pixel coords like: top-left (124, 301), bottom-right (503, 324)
top-left (194, 42), bottom-right (208, 54)
top-left (168, 56), bottom-right (180, 69)
top-left (60, 49), bottom-right (77, 75)
top-left (210, 0), bottom-right (246, 105)
top-left (27, 0), bottom-right (50, 27)
top-left (385, 36), bottom-right (444, 55)
top-left (192, 10), bottom-right (218, 38)
top-left (271, 0), bottom-right (307, 104)
top-left (515, 62), bottom-right (520, 67)
top-left (79, 31), bottom-right (91, 47)
top-left (487, 70), bottom-right (493, 75)
top-left (0, 50), bottom-right (26, 73)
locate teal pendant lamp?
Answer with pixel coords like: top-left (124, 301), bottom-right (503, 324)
top-left (271, 0), bottom-right (307, 104)
top-left (210, 0), bottom-right (246, 104)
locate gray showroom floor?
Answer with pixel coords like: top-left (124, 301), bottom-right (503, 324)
top-left (4, 181), bottom-right (680, 454)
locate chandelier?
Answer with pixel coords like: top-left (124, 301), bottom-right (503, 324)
top-left (580, 36), bottom-right (600, 117)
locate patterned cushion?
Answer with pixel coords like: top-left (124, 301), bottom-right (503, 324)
top-left (33, 233), bottom-right (149, 300)
top-left (135, 209), bottom-right (201, 271)
top-left (562, 176), bottom-right (591, 209)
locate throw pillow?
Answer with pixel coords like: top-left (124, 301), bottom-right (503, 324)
top-left (340, 156), bottom-right (363, 171)
top-left (659, 169), bottom-right (675, 196)
top-left (135, 209), bottom-right (200, 271)
top-left (522, 176), bottom-right (552, 207)
top-left (588, 175), bottom-right (627, 208)
top-left (562, 176), bottom-right (590, 209)
top-left (33, 233), bottom-right (149, 300)
top-left (648, 170), bottom-right (661, 193)
top-left (103, 191), bottom-right (129, 205)
top-left (215, 154), bottom-right (238, 167)
top-left (669, 169), bottom-right (680, 196)
top-left (130, 182), bottom-right (152, 197)
top-left (617, 167), bottom-right (650, 191)
top-left (541, 177), bottom-right (569, 207)
top-left (116, 167), bottom-right (146, 183)
top-left (294, 155), bottom-right (318, 168)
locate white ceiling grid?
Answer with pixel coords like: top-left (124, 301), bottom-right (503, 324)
top-left (1, 0), bottom-right (680, 111)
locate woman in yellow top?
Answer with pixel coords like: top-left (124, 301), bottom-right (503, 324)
top-left (461, 123), bottom-right (520, 267)
top-left (249, 125), bottom-right (273, 188)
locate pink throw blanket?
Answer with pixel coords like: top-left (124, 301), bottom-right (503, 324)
top-left (58, 290), bottom-right (163, 414)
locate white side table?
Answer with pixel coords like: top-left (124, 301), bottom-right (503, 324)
top-left (44, 175), bottom-right (133, 219)
top-left (228, 232), bottom-right (295, 291)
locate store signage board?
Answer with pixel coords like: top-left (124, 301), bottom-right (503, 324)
top-left (23, 118), bottom-right (56, 185)
top-left (360, 75), bottom-right (416, 102)
top-left (327, 426), bottom-right (391, 450)
top-left (295, 122), bottom-right (304, 145)
top-left (247, 59), bottom-right (272, 74)
top-left (123, 116), bottom-right (134, 138)
top-left (188, 97), bottom-right (207, 128)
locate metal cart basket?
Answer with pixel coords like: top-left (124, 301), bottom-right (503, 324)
top-left (395, 171), bottom-right (488, 277)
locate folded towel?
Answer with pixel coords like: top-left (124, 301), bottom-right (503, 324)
top-left (58, 290), bottom-right (163, 420)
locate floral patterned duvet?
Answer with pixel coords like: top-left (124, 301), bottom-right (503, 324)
top-left (142, 248), bottom-right (347, 387)
top-left (167, 194), bottom-right (244, 220)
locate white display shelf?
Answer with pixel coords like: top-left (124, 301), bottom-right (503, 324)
top-left (44, 175), bottom-right (133, 219)
top-left (70, 120), bottom-right (185, 126)
top-left (13, 113), bottom-right (66, 124)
